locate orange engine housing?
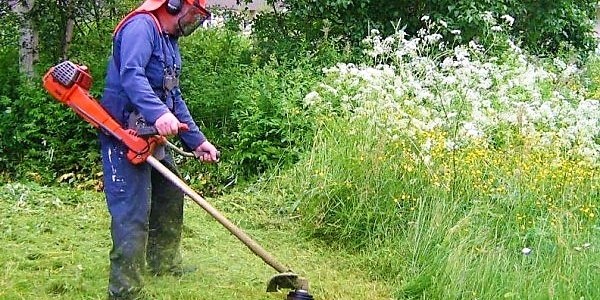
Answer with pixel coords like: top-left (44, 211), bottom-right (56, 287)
top-left (42, 61), bottom-right (162, 164)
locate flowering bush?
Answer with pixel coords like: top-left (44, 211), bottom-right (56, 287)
top-left (268, 15), bottom-right (600, 298)
top-left (304, 13), bottom-right (600, 166)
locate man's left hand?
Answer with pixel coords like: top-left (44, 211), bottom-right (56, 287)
top-left (194, 140), bottom-right (219, 163)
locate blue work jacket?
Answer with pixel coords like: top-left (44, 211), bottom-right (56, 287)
top-left (101, 13), bottom-right (205, 150)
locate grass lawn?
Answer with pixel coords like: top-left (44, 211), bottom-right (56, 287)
top-left (0, 182), bottom-right (391, 300)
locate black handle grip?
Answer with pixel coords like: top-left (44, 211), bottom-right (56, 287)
top-left (136, 123), bottom-right (190, 138)
top-left (136, 126), bottom-right (158, 137)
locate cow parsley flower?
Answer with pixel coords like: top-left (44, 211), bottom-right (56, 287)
top-left (501, 14), bottom-right (515, 26)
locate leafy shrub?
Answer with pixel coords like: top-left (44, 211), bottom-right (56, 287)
top-left (179, 28), bottom-right (323, 188)
top-left (253, 0), bottom-right (597, 58)
top-left (0, 6), bottom-right (20, 100)
top-left (0, 81), bottom-right (100, 183)
top-left (582, 55), bottom-right (600, 99)
top-left (0, 2), bottom-right (119, 184)
top-left (1, 26), bottom-right (327, 189)
top-left (29, 0), bottom-right (139, 67)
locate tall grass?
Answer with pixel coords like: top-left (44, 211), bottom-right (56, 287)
top-left (261, 14), bottom-right (600, 298)
top-left (274, 103), bottom-right (600, 299)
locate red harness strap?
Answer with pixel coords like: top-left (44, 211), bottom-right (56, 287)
top-left (113, 10), bottom-right (162, 36)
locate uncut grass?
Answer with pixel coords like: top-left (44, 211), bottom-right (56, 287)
top-left (0, 183), bottom-right (392, 299)
top-left (271, 117), bottom-right (600, 299)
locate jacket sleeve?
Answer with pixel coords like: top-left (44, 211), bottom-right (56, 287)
top-left (172, 89), bottom-right (206, 150)
top-left (117, 16), bottom-right (170, 124)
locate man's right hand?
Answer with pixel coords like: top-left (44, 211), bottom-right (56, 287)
top-left (154, 112), bottom-right (181, 136)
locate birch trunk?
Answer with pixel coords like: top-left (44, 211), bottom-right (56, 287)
top-left (10, 0), bottom-right (38, 78)
top-left (596, 3), bottom-right (600, 38)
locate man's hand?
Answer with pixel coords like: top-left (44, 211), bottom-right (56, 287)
top-left (155, 112), bottom-right (181, 136)
top-left (194, 141), bottom-right (219, 163)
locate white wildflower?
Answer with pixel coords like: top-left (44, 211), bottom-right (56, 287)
top-left (440, 57), bottom-right (455, 69)
top-left (562, 64), bottom-right (579, 78)
top-left (319, 83), bottom-right (338, 95)
top-left (469, 41), bottom-right (484, 52)
top-left (422, 138), bottom-right (433, 152)
top-left (424, 33), bottom-right (443, 44)
top-left (404, 39), bottom-right (419, 53)
top-left (507, 39), bottom-right (522, 53)
top-left (553, 58), bottom-right (567, 70)
top-left (462, 122), bottom-right (483, 138)
top-left (450, 29), bottom-right (461, 35)
top-left (422, 155), bottom-right (432, 166)
top-left (482, 11), bottom-right (496, 25)
top-left (303, 91), bottom-right (320, 106)
top-left (455, 46), bottom-right (470, 61)
top-left (501, 14), bottom-right (515, 26)
top-left (442, 75), bottom-right (457, 85)
top-left (310, 22), bottom-right (600, 166)
top-left (444, 139), bottom-right (458, 151)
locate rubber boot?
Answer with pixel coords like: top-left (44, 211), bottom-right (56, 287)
top-left (102, 140), bottom-right (152, 300)
top-left (146, 154), bottom-right (187, 276)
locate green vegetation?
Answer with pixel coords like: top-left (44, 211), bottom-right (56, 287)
top-left (0, 182), bottom-right (391, 299)
top-left (1, 1), bottom-right (600, 299)
top-left (269, 120), bottom-right (600, 298)
top-left (254, 0), bottom-right (597, 56)
top-left (0, 27), bottom-right (329, 189)
top-left (254, 18), bottom-right (600, 298)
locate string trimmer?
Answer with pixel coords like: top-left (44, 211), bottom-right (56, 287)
top-left (42, 61), bottom-right (314, 300)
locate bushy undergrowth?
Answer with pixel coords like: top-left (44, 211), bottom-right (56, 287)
top-left (173, 28), bottom-right (330, 191)
top-left (253, 0), bottom-right (597, 59)
top-left (0, 12), bottom-right (120, 183)
top-left (0, 8), bottom-right (19, 100)
top-left (260, 16), bottom-right (600, 298)
top-left (0, 81), bottom-right (101, 184)
top-left (0, 26), bottom-right (331, 192)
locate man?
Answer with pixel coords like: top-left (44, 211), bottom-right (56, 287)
top-left (99, 0), bottom-right (218, 298)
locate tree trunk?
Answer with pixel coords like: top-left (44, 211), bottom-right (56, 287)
top-left (61, 0), bottom-right (75, 60)
top-left (596, 3), bottom-right (600, 38)
top-left (9, 0), bottom-right (38, 78)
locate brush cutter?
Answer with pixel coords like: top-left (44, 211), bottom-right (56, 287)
top-left (42, 61), bottom-right (314, 300)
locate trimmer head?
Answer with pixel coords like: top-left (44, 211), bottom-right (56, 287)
top-left (267, 272), bottom-right (314, 299)
top-left (267, 272), bottom-right (309, 292)
top-left (286, 289), bottom-right (314, 300)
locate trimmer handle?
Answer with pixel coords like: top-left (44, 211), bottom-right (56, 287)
top-left (136, 123), bottom-right (189, 137)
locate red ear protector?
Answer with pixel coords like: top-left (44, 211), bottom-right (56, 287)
top-left (166, 0), bottom-right (182, 15)
top-left (166, 0), bottom-right (210, 16)
top-left (165, 0), bottom-right (211, 36)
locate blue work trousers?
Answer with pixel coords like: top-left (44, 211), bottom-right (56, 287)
top-left (101, 138), bottom-right (184, 299)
